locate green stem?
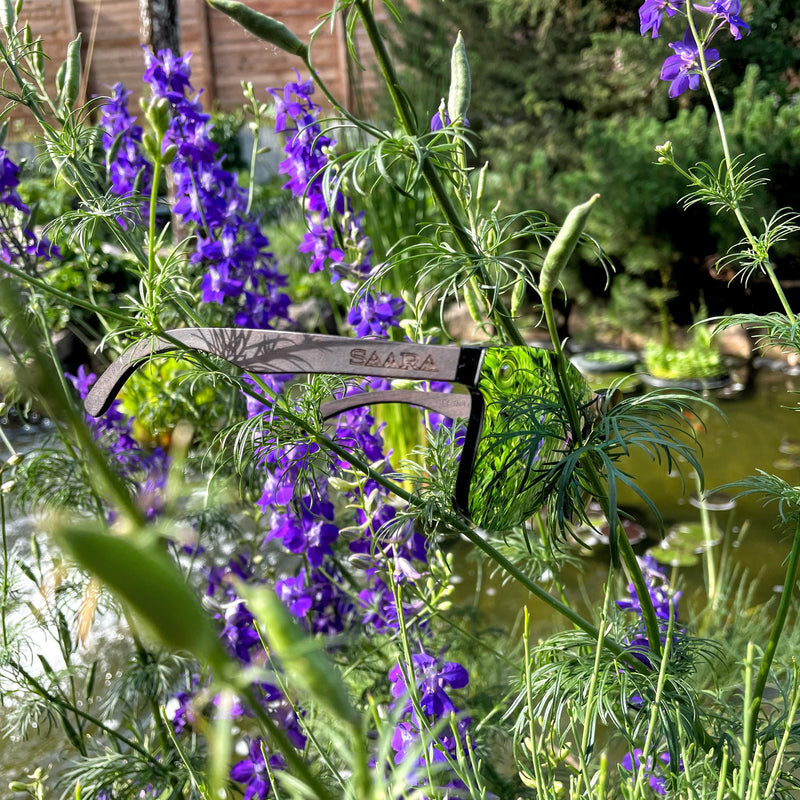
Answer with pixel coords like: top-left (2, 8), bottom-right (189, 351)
top-left (1, 489), bottom-right (8, 649)
top-left (543, 286), bottom-right (663, 658)
top-left (579, 571), bottom-right (614, 795)
top-left (686, 7), bottom-right (795, 323)
top-left (746, 522), bottom-right (800, 759)
top-left (349, 0), bottom-right (526, 346)
top-left (0, 260), bottom-right (134, 325)
top-left (694, 472), bottom-right (718, 606)
top-left (146, 155), bottom-right (164, 323)
top-left (13, 661), bottom-right (163, 765)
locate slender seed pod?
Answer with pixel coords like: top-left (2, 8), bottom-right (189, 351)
top-left (59, 33), bottom-right (82, 112)
top-left (0, 0), bottom-right (14, 30)
top-left (206, 0), bottom-right (307, 60)
top-left (59, 523), bottom-right (229, 671)
top-left (539, 193), bottom-right (600, 296)
top-left (161, 143), bottom-right (178, 165)
top-left (32, 38), bottom-right (44, 76)
top-left (238, 582), bottom-right (360, 728)
top-left (510, 273), bottom-right (527, 317)
top-left (54, 60), bottom-right (66, 102)
top-left (464, 277), bottom-right (486, 327)
top-left (447, 31), bottom-right (470, 124)
top-left (104, 131), bottom-right (125, 173)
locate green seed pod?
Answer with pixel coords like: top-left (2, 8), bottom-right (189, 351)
top-left (59, 523), bottom-right (229, 671)
top-left (447, 31), bottom-right (470, 124)
top-left (55, 60), bottom-right (66, 100)
top-left (0, 0), bottom-right (15, 30)
top-left (539, 194), bottom-right (599, 296)
top-left (510, 273), bottom-right (527, 317)
top-left (32, 38), bottom-right (44, 75)
top-left (238, 582), bottom-right (360, 727)
top-left (206, 0), bottom-right (307, 59)
top-left (59, 33), bottom-right (82, 112)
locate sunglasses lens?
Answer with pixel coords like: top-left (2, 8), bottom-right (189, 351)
top-left (466, 347), bottom-right (592, 530)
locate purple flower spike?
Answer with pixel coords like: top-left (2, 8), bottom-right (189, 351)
top-left (660, 28), bottom-right (720, 97)
top-left (694, 0), bottom-right (750, 40)
top-left (639, 0), bottom-right (685, 38)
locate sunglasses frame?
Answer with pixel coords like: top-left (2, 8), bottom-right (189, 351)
top-left (84, 328), bottom-right (598, 529)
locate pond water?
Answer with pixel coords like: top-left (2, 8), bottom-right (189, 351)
top-left (452, 365), bottom-right (800, 631)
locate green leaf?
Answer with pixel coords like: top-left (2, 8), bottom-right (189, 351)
top-left (58, 522), bottom-right (229, 671)
top-left (236, 581), bottom-right (360, 727)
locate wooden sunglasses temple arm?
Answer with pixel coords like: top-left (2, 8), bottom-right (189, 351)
top-left (320, 389), bottom-right (473, 421)
top-left (84, 327), bottom-right (482, 417)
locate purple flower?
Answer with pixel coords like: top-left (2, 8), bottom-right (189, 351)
top-left (346, 292), bottom-right (404, 338)
top-left (694, 0), bottom-right (749, 39)
top-left (639, 0), bottom-right (685, 38)
top-left (0, 149), bottom-right (30, 213)
top-left (617, 555), bottom-right (681, 622)
top-left (621, 749), bottom-right (676, 795)
top-left (166, 691), bottom-right (194, 735)
top-left (618, 555), bottom-right (682, 667)
top-left (660, 28), bottom-right (720, 97)
top-left (389, 652), bottom-right (469, 720)
top-left (230, 738), bottom-right (283, 800)
top-left (0, 147), bottom-right (60, 265)
top-left (267, 496), bottom-right (339, 567)
top-left (67, 366), bottom-right (170, 515)
top-left (430, 107), bottom-right (451, 132)
top-left (276, 567), bottom-right (353, 635)
top-left (430, 106), bottom-right (469, 131)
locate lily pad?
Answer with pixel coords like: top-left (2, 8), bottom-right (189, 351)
top-left (649, 543), bottom-right (699, 568)
top-left (667, 522), bottom-right (722, 553)
top-left (688, 492), bottom-right (736, 512)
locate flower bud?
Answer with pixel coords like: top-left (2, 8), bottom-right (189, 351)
top-left (146, 96), bottom-right (172, 140)
top-left (327, 475), bottom-right (360, 492)
top-left (655, 140), bottom-right (674, 165)
top-left (161, 143), bottom-right (178, 165)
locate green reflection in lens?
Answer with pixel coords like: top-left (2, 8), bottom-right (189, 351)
top-left (468, 347), bottom-right (592, 530)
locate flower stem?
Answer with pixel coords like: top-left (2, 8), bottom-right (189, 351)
top-left (746, 521), bottom-right (800, 760)
top-left (147, 154), bottom-right (164, 324)
top-left (687, 7), bottom-right (795, 323)
top-left (351, 0), bottom-right (526, 346)
top-left (541, 286), bottom-right (664, 658)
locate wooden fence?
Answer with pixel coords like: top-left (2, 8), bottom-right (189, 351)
top-left (12, 0), bottom-right (383, 126)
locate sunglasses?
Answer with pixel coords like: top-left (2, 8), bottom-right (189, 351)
top-left (84, 328), bottom-right (606, 531)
